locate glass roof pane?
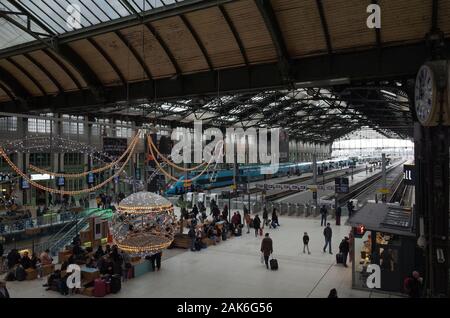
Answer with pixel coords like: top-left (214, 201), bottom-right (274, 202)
top-left (0, 0), bottom-right (189, 50)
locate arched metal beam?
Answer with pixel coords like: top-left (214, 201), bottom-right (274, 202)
top-left (42, 49), bottom-right (83, 90)
top-left (0, 81), bottom-right (16, 102)
top-left (114, 30), bottom-right (154, 81)
top-left (5, 57), bottom-right (47, 96)
top-left (218, 5), bottom-right (249, 66)
top-left (87, 38), bottom-right (126, 85)
top-left (254, 0), bottom-right (292, 82)
top-left (144, 23), bottom-right (182, 75)
top-left (23, 53), bottom-right (64, 94)
top-left (179, 15), bottom-right (213, 70)
top-left (0, 65), bottom-right (30, 109)
top-left (55, 44), bottom-right (106, 101)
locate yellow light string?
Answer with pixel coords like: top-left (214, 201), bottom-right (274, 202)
top-left (147, 135), bottom-right (223, 183)
top-left (0, 135), bottom-right (138, 195)
top-left (147, 135), bottom-right (207, 172)
top-left (27, 132), bottom-right (141, 178)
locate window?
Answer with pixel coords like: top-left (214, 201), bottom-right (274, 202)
top-left (64, 153), bottom-right (84, 166)
top-left (0, 116), bottom-right (17, 131)
top-left (116, 120), bottom-right (132, 138)
top-left (62, 115), bottom-right (84, 135)
top-left (28, 113), bottom-right (53, 133)
top-left (29, 153), bottom-right (51, 167)
top-left (92, 118), bottom-right (110, 136)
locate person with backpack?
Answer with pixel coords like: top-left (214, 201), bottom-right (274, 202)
top-left (253, 215), bottom-right (261, 238)
top-left (260, 233), bottom-right (273, 270)
top-left (404, 271), bottom-right (423, 298)
top-left (302, 232), bottom-right (311, 254)
top-left (338, 237), bottom-right (350, 267)
top-left (323, 223), bottom-right (332, 254)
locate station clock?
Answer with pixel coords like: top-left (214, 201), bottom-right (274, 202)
top-left (415, 64), bottom-right (437, 126)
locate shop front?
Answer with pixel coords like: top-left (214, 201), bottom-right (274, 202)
top-left (348, 203), bottom-right (421, 294)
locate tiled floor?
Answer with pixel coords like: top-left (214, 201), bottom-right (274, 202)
top-left (4, 214), bottom-right (396, 298)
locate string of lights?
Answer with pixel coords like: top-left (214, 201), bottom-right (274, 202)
top-left (147, 135), bottom-right (208, 172)
top-left (26, 132), bottom-right (141, 178)
top-left (0, 135), bottom-right (138, 195)
top-left (146, 135), bottom-right (223, 184)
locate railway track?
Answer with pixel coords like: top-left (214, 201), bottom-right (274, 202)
top-left (265, 166), bottom-right (367, 201)
top-left (337, 160), bottom-right (406, 206)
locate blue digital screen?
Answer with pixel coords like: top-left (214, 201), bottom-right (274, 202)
top-left (87, 172), bottom-right (95, 184)
top-left (57, 177), bottom-right (65, 186)
top-left (21, 178), bottom-right (30, 190)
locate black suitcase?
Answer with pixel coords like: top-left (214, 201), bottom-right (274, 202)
top-left (336, 253), bottom-right (343, 264)
top-left (270, 258), bottom-right (278, 270)
top-left (110, 274), bottom-right (121, 294)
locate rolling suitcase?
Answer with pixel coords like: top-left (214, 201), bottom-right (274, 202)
top-left (94, 279), bottom-right (107, 297)
top-left (336, 253), bottom-right (344, 264)
top-left (270, 258), bottom-right (278, 270)
top-left (111, 274), bottom-right (121, 294)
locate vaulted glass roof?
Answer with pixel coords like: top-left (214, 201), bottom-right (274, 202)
top-left (0, 0), bottom-right (181, 50)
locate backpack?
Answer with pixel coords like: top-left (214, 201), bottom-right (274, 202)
top-left (15, 266), bottom-right (26, 281)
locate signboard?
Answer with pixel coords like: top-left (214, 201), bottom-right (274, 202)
top-left (20, 178), bottom-right (30, 190)
top-left (335, 177), bottom-right (349, 194)
top-left (403, 164), bottom-right (415, 185)
top-left (87, 172), bottom-right (95, 185)
top-left (103, 137), bottom-right (128, 159)
top-left (255, 183), bottom-right (336, 191)
top-left (57, 177), bottom-right (65, 187)
top-left (378, 188), bottom-right (390, 194)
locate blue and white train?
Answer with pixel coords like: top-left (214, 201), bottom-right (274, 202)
top-left (165, 157), bottom-right (353, 195)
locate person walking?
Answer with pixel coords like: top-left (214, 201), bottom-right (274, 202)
top-left (323, 223), bottom-right (332, 254)
top-left (339, 237), bottom-right (350, 267)
top-left (302, 232), bottom-right (310, 254)
top-left (253, 215), bottom-right (261, 237)
top-left (347, 201), bottom-right (354, 218)
top-left (271, 209), bottom-right (280, 228)
top-left (244, 213), bottom-right (252, 234)
top-left (262, 206), bottom-right (268, 227)
top-left (320, 205), bottom-right (328, 227)
top-left (335, 206), bottom-right (342, 226)
top-left (260, 233), bottom-right (273, 270)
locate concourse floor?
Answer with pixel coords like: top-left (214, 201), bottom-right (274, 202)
top-left (4, 215), bottom-right (396, 298)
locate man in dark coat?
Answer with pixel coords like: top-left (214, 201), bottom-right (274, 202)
top-left (320, 205), bottom-right (328, 227)
top-left (339, 237), bottom-right (350, 267)
top-left (335, 206), bottom-right (342, 226)
top-left (260, 233), bottom-right (273, 269)
top-left (323, 223), bottom-right (332, 254)
top-left (253, 215), bottom-right (261, 237)
top-left (7, 249), bottom-right (21, 269)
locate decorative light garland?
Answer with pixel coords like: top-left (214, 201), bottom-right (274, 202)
top-left (0, 135), bottom-right (138, 195)
top-left (146, 135), bottom-right (223, 183)
top-left (147, 135), bottom-right (208, 172)
top-left (27, 132), bottom-right (141, 178)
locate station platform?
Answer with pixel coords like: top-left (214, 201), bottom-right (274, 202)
top-left (4, 213), bottom-right (402, 298)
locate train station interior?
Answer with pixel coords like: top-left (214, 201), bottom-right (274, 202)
top-left (0, 0), bottom-right (449, 299)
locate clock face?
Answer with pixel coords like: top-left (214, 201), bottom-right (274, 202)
top-left (415, 65), bottom-right (436, 125)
